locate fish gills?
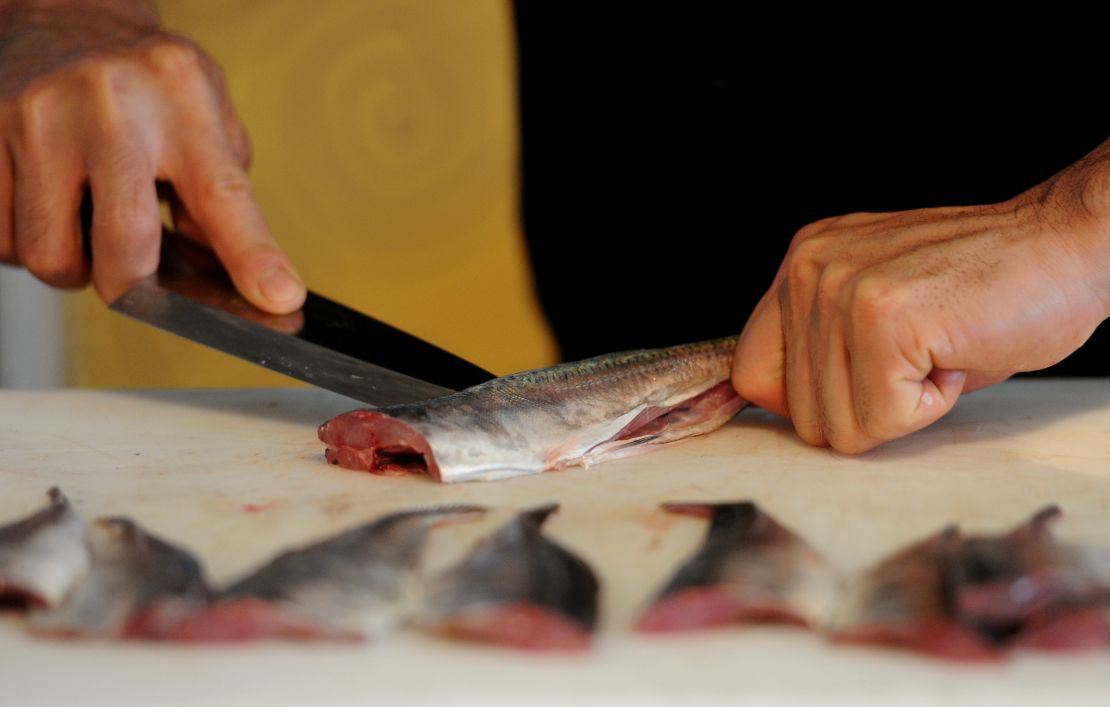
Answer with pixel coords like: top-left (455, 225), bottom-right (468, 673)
top-left (29, 517), bottom-right (209, 639)
top-left (421, 504), bottom-right (599, 651)
top-left (171, 506), bottom-right (485, 642)
top-left (319, 337), bottom-right (744, 483)
top-left (0, 488), bottom-right (90, 609)
top-left (638, 502), bottom-right (837, 632)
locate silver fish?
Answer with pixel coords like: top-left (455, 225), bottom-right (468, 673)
top-left (29, 517), bottom-right (209, 639)
top-left (319, 336), bottom-right (743, 483)
top-left (638, 502), bottom-right (837, 632)
top-left (420, 504), bottom-right (599, 651)
top-left (171, 506), bottom-right (485, 642)
top-left (0, 488), bottom-right (90, 609)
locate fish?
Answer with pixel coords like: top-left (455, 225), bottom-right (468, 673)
top-left (952, 506), bottom-right (1110, 651)
top-left (0, 488), bottom-right (90, 609)
top-left (171, 506), bottom-right (485, 642)
top-left (29, 517), bottom-right (209, 639)
top-left (1013, 602), bottom-right (1110, 651)
top-left (637, 501), bottom-right (837, 632)
top-left (823, 526), bottom-right (998, 660)
top-left (825, 506), bottom-right (1110, 659)
top-left (419, 504), bottom-right (599, 651)
top-left (318, 336), bottom-right (743, 483)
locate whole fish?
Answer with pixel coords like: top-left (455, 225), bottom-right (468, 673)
top-left (420, 504), bottom-right (599, 651)
top-left (172, 506), bottom-right (485, 642)
top-left (0, 488), bottom-right (90, 609)
top-left (319, 336), bottom-right (743, 483)
top-left (638, 502), bottom-right (837, 632)
top-left (29, 517), bottom-right (209, 639)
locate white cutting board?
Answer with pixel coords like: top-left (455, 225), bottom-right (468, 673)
top-left (1, 381), bottom-right (1108, 706)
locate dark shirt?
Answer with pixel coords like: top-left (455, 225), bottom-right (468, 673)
top-left (513, 7), bottom-right (1110, 374)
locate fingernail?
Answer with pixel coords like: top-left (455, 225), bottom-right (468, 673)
top-left (259, 265), bottom-right (303, 303)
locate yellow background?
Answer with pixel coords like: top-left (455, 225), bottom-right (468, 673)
top-left (64, 0), bottom-right (556, 387)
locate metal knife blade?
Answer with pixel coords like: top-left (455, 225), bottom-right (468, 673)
top-left (108, 231), bottom-right (496, 406)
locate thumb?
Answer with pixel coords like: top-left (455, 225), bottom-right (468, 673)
top-left (731, 290), bottom-right (789, 418)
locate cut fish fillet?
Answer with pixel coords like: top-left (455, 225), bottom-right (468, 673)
top-left (29, 517), bottom-right (209, 639)
top-left (420, 505), bottom-right (599, 650)
top-left (638, 502), bottom-right (836, 632)
top-left (0, 488), bottom-right (90, 609)
top-left (171, 506), bottom-right (484, 642)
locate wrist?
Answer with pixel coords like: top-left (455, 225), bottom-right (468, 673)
top-left (1020, 139), bottom-right (1110, 319)
top-left (1078, 148), bottom-right (1110, 316)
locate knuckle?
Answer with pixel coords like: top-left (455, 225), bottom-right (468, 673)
top-left (816, 260), bottom-right (853, 303)
top-left (19, 239), bottom-right (84, 288)
top-left (792, 217), bottom-right (837, 243)
top-left (786, 235), bottom-right (830, 276)
top-left (793, 421), bottom-right (827, 448)
top-left (14, 79), bottom-right (59, 137)
top-left (828, 434), bottom-right (877, 455)
top-left (144, 38), bottom-right (203, 81)
top-left (100, 198), bottom-right (161, 245)
top-left (71, 56), bottom-right (122, 92)
top-left (848, 275), bottom-right (905, 327)
top-left (197, 169), bottom-right (254, 203)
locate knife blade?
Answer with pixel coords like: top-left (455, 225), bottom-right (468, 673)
top-left (107, 230), bottom-right (496, 406)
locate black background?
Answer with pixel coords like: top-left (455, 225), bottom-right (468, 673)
top-left (512, 7), bottom-right (1110, 375)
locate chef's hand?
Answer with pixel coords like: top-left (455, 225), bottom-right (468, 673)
top-left (0, 0), bottom-right (305, 313)
top-left (731, 142), bottom-right (1110, 453)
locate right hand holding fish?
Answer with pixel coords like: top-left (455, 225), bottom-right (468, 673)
top-left (0, 0), bottom-right (304, 313)
top-left (731, 140), bottom-right (1110, 454)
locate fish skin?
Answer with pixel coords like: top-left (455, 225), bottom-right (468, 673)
top-left (0, 488), bottom-right (90, 609)
top-left (171, 506), bottom-right (486, 642)
top-left (29, 517), bottom-right (209, 639)
top-left (638, 502), bottom-right (837, 632)
top-left (420, 504), bottom-right (599, 651)
top-left (319, 336), bottom-right (744, 483)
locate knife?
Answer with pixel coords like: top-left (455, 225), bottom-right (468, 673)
top-left (104, 226), bottom-right (496, 406)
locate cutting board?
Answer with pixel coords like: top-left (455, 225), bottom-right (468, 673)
top-left (1, 382), bottom-right (1109, 706)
